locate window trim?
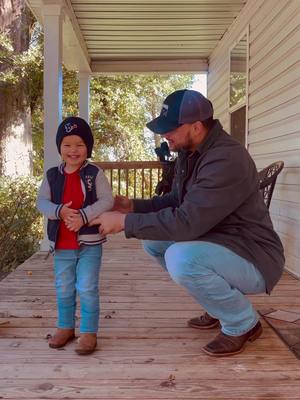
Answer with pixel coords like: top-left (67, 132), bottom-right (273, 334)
top-left (228, 25), bottom-right (249, 148)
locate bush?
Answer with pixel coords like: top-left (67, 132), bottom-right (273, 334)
top-left (0, 176), bottom-right (43, 278)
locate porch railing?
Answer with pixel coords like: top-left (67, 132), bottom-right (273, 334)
top-left (95, 161), bottom-right (162, 199)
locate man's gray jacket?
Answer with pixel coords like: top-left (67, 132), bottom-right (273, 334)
top-left (125, 120), bottom-right (285, 293)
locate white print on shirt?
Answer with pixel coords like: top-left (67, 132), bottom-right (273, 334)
top-left (85, 175), bottom-right (94, 192)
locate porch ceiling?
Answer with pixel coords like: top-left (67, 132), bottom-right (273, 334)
top-left (27, 0), bottom-right (246, 73)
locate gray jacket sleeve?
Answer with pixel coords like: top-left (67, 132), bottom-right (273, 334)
top-left (125, 150), bottom-right (258, 241)
top-left (79, 167), bottom-right (114, 224)
top-left (133, 191), bottom-right (179, 214)
top-left (36, 176), bottom-right (62, 220)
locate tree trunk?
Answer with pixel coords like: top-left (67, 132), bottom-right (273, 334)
top-left (0, 0), bottom-right (33, 176)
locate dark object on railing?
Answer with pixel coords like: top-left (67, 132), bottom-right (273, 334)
top-left (258, 161), bottom-right (284, 209)
top-left (155, 142), bottom-right (176, 195)
top-left (155, 141), bottom-right (172, 162)
top-left (155, 160), bottom-right (176, 195)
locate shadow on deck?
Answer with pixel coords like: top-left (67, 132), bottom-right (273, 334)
top-left (0, 233), bottom-right (300, 399)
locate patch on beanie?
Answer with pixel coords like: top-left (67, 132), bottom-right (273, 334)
top-left (64, 122), bottom-right (78, 134)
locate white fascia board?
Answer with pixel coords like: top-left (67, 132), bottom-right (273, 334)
top-left (62, 0), bottom-right (91, 72)
top-left (26, 0), bottom-right (91, 72)
top-left (91, 58), bottom-right (208, 75)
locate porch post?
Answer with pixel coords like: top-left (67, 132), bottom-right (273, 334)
top-left (43, 2), bottom-right (63, 170)
top-left (41, 2), bottom-right (63, 250)
top-left (78, 72), bottom-right (90, 123)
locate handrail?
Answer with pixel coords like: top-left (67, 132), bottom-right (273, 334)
top-left (94, 160), bottom-right (162, 198)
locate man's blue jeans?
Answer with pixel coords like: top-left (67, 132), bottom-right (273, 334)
top-left (53, 245), bottom-right (102, 333)
top-left (143, 240), bottom-right (266, 336)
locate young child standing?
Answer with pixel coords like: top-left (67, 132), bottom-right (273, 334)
top-left (37, 116), bottom-right (114, 355)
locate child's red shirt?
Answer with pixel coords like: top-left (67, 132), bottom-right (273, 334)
top-left (56, 169), bottom-right (84, 249)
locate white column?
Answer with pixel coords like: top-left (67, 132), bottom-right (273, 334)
top-left (43, 3), bottom-right (63, 171)
top-left (78, 72), bottom-right (90, 123)
top-left (41, 2), bottom-right (63, 251)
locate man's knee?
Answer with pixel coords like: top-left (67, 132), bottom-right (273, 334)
top-left (142, 240), bottom-right (158, 257)
top-left (142, 240), bottom-right (171, 258)
top-left (164, 243), bottom-right (211, 285)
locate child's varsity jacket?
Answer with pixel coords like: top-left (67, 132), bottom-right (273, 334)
top-left (37, 161), bottom-right (114, 250)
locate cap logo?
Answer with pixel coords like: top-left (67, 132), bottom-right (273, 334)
top-left (161, 104), bottom-right (168, 117)
top-left (65, 123), bottom-right (77, 134)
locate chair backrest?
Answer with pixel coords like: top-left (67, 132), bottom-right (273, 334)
top-left (258, 161), bottom-right (284, 209)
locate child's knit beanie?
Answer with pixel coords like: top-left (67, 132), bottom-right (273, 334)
top-left (56, 116), bottom-right (94, 158)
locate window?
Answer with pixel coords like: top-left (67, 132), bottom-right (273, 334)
top-left (229, 32), bottom-right (248, 147)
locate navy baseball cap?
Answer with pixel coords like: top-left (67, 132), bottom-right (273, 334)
top-left (146, 89), bottom-right (213, 134)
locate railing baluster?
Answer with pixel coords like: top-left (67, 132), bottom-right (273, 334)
top-left (95, 161), bottom-right (162, 199)
top-left (149, 168), bottom-right (153, 197)
top-left (141, 168), bottom-right (145, 198)
top-left (126, 169), bottom-right (129, 197)
top-left (134, 168), bottom-right (137, 198)
top-left (118, 168), bottom-right (121, 195)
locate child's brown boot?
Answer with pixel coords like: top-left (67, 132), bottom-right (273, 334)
top-left (48, 328), bottom-right (75, 348)
top-left (75, 333), bottom-right (97, 355)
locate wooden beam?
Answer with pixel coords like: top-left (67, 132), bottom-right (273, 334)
top-left (91, 58), bottom-right (208, 74)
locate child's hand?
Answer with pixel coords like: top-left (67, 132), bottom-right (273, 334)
top-left (112, 195), bottom-right (133, 214)
top-left (65, 214), bottom-right (84, 232)
top-left (60, 201), bottom-right (79, 221)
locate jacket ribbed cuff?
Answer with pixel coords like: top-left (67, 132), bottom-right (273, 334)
top-left (55, 204), bottom-right (64, 219)
top-left (79, 209), bottom-right (88, 225)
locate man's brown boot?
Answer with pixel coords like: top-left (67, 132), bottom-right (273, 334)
top-left (75, 333), bottom-right (97, 355)
top-left (48, 328), bottom-right (75, 348)
top-left (188, 312), bottom-right (220, 329)
top-left (202, 321), bottom-right (263, 357)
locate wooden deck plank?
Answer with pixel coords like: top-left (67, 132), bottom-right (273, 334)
top-left (0, 233), bottom-right (299, 399)
top-left (2, 380), bottom-right (300, 399)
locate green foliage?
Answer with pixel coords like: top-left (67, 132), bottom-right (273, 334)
top-left (31, 71), bottom-right (194, 172)
top-left (1, 16), bottom-right (195, 172)
top-left (0, 24), bottom-right (43, 90)
top-left (0, 176), bottom-right (43, 277)
top-left (230, 72), bottom-right (246, 108)
top-left (90, 74), bottom-right (194, 162)
top-left (1, 23), bottom-right (43, 166)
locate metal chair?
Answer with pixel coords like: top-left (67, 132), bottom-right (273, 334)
top-left (258, 161), bottom-right (284, 209)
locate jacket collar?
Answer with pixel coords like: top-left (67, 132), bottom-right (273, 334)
top-left (178, 119), bottom-right (223, 160)
top-left (58, 160), bottom-right (89, 174)
top-left (196, 119), bottom-right (223, 155)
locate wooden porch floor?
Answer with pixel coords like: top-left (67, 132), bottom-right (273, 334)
top-left (0, 233), bottom-right (300, 399)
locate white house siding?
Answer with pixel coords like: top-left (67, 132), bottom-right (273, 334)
top-left (208, 0), bottom-right (300, 278)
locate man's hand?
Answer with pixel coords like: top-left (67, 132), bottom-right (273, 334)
top-left (97, 211), bottom-right (126, 235)
top-left (112, 195), bottom-right (134, 214)
top-left (60, 201), bottom-right (79, 221)
top-left (65, 213), bottom-right (84, 232)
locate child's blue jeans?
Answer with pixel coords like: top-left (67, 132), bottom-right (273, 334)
top-left (53, 245), bottom-right (102, 333)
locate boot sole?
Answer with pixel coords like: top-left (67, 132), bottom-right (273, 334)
top-left (48, 335), bottom-right (75, 349)
top-left (75, 346), bottom-right (97, 355)
top-left (188, 320), bottom-right (220, 330)
top-left (202, 324), bottom-right (263, 357)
